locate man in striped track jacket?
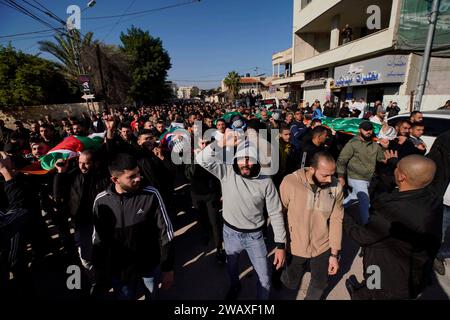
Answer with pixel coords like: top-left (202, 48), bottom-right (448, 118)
top-left (91, 153), bottom-right (174, 300)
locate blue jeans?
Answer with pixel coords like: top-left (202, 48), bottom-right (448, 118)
top-left (112, 267), bottom-right (159, 300)
top-left (343, 178), bottom-right (370, 225)
top-left (223, 224), bottom-right (270, 300)
top-left (438, 205), bottom-right (450, 259)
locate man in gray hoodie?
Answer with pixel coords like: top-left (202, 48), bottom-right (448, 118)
top-left (196, 129), bottom-right (286, 300)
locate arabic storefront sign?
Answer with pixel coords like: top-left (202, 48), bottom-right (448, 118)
top-left (333, 55), bottom-right (408, 87)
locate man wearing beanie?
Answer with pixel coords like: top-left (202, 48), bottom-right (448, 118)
top-left (337, 121), bottom-right (388, 225)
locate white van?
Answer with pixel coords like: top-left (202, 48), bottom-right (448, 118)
top-left (387, 110), bottom-right (450, 150)
top-left (258, 98), bottom-right (279, 109)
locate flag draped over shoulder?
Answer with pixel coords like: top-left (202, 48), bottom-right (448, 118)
top-left (321, 118), bottom-right (382, 136)
top-left (39, 133), bottom-right (105, 171)
top-left (158, 127), bottom-right (190, 153)
top-left (213, 111), bottom-right (242, 126)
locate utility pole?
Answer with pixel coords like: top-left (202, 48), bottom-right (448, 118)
top-left (413, 0), bottom-right (441, 111)
top-left (96, 43), bottom-right (108, 110)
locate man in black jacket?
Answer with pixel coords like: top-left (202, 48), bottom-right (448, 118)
top-left (91, 153), bottom-right (174, 300)
top-left (105, 118), bottom-right (139, 156)
top-left (300, 126), bottom-right (328, 168)
top-left (427, 130), bottom-right (450, 275)
top-left (345, 155), bottom-right (442, 299)
top-left (186, 140), bottom-right (225, 264)
top-left (0, 158), bottom-right (32, 298)
top-left (53, 150), bottom-right (109, 271)
top-left (136, 130), bottom-right (176, 217)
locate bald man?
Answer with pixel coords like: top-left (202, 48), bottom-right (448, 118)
top-left (344, 155), bottom-right (443, 300)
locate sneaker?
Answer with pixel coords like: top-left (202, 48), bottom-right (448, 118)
top-left (433, 257), bottom-right (446, 276)
top-left (225, 283), bottom-right (242, 301)
top-left (215, 249), bottom-right (226, 265)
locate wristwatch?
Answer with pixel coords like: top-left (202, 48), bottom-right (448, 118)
top-left (330, 253), bottom-right (340, 260)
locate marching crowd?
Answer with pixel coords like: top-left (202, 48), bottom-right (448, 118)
top-left (0, 100), bottom-right (449, 300)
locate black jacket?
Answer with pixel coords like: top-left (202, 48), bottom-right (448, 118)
top-left (53, 167), bottom-right (110, 224)
top-left (0, 177), bottom-right (32, 267)
top-left (92, 184), bottom-right (174, 285)
top-left (344, 187), bottom-right (443, 299)
top-left (427, 130), bottom-right (450, 198)
top-left (389, 138), bottom-right (423, 159)
top-left (300, 139), bottom-right (325, 168)
top-left (137, 149), bottom-right (176, 203)
top-left (105, 134), bottom-right (139, 156)
top-left (185, 163), bottom-right (221, 195)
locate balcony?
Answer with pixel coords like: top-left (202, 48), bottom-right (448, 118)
top-left (293, 28), bottom-right (393, 73)
top-left (272, 48), bottom-right (292, 65)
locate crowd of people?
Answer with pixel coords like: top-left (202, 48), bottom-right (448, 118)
top-left (0, 99), bottom-right (449, 301)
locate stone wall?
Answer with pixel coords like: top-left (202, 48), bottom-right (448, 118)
top-left (0, 102), bottom-right (103, 128)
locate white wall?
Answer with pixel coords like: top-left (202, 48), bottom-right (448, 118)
top-left (295, 0), bottom-right (342, 31)
top-left (293, 29), bottom-right (394, 73)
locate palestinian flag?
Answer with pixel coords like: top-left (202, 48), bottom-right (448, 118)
top-left (158, 127), bottom-right (190, 153)
top-left (254, 111), bottom-right (272, 120)
top-left (321, 118), bottom-right (382, 136)
top-left (213, 111), bottom-right (242, 126)
top-left (39, 133), bottom-right (105, 171)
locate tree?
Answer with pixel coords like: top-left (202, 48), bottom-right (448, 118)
top-left (120, 26), bottom-right (172, 105)
top-left (223, 71), bottom-right (241, 101)
top-left (190, 86), bottom-right (200, 98)
top-left (0, 45), bottom-right (76, 107)
top-left (83, 44), bottom-right (132, 105)
top-left (38, 30), bottom-right (96, 83)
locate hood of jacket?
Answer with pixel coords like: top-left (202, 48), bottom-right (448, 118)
top-left (232, 140), bottom-right (261, 179)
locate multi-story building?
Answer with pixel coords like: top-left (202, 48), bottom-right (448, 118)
top-left (290, 0), bottom-right (450, 111)
top-left (271, 47), bottom-right (305, 103)
top-left (177, 86), bottom-right (194, 99)
top-left (221, 77), bottom-right (273, 99)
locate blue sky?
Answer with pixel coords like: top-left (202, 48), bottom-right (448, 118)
top-left (0, 0), bottom-right (293, 89)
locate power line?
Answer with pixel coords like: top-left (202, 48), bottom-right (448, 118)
top-left (84, 0), bottom-right (201, 20)
top-left (30, 0), bottom-right (66, 25)
top-left (0, 33), bottom-right (56, 43)
top-left (101, 0), bottom-right (137, 42)
top-left (0, 27), bottom-right (64, 39)
top-left (1, 0), bottom-right (64, 35)
top-left (18, 0), bottom-right (66, 25)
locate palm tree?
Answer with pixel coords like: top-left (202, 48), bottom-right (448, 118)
top-left (223, 71), bottom-right (241, 101)
top-left (38, 30), bottom-right (96, 83)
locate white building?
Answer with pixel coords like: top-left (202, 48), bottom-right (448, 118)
top-left (291, 0), bottom-right (450, 111)
top-left (221, 77), bottom-right (275, 100)
top-left (177, 86), bottom-right (193, 99)
top-left (271, 47), bottom-right (305, 103)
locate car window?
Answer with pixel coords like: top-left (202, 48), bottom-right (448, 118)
top-left (423, 118), bottom-right (450, 137)
top-left (387, 116), bottom-right (408, 127)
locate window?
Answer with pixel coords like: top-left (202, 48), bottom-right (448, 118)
top-left (387, 116), bottom-right (450, 138)
top-left (423, 118), bottom-right (450, 137)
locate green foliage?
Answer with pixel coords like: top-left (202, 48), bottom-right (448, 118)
top-left (223, 71), bottom-right (241, 101)
top-left (190, 86), bottom-right (200, 97)
top-left (120, 26), bottom-right (172, 104)
top-left (0, 44), bottom-right (76, 107)
top-left (38, 30), bottom-right (95, 83)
